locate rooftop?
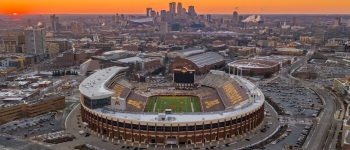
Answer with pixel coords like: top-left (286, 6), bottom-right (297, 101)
top-left (229, 59), bottom-right (279, 68)
top-left (275, 48), bottom-right (303, 52)
top-left (177, 48), bottom-right (206, 57)
top-left (186, 52), bottom-right (224, 68)
top-left (130, 17), bottom-right (153, 23)
top-left (79, 66), bottom-right (127, 99)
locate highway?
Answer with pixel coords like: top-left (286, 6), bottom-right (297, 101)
top-left (279, 49), bottom-right (337, 150)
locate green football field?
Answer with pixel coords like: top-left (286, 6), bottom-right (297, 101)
top-left (144, 96), bottom-right (202, 113)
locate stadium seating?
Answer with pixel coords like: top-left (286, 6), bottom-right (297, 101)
top-left (197, 87), bottom-right (225, 112)
top-left (199, 73), bottom-right (234, 88)
top-left (112, 84), bottom-right (125, 98)
top-left (204, 99), bottom-right (220, 109)
top-left (126, 92), bottom-right (147, 112)
top-left (217, 82), bottom-right (249, 109)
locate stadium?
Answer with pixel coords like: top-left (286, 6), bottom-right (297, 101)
top-left (79, 66), bottom-right (265, 147)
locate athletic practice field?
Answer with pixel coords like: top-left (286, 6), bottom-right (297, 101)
top-left (145, 96), bottom-right (201, 113)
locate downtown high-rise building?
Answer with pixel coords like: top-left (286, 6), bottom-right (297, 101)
top-left (50, 14), bottom-right (59, 31)
top-left (291, 17), bottom-right (297, 26)
top-left (146, 8), bottom-right (152, 17)
top-left (188, 6), bottom-right (197, 19)
top-left (160, 10), bottom-right (166, 21)
top-left (177, 3), bottom-right (182, 14)
top-left (334, 17), bottom-right (341, 26)
top-left (25, 28), bottom-right (46, 57)
top-left (169, 2), bottom-right (176, 14)
top-left (233, 11), bottom-right (239, 24)
top-left (207, 14), bottom-right (211, 21)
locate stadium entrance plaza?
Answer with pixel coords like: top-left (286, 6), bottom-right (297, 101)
top-left (54, 101), bottom-right (279, 150)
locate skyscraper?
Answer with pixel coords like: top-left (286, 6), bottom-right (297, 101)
top-left (291, 17), bottom-right (297, 26)
top-left (120, 14), bottom-right (125, 21)
top-left (146, 8), bottom-right (152, 17)
top-left (115, 14), bottom-right (120, 23)
top-left (169, 2), bottom-right (176, 14)
top-left (27, 19), bottom-right (32, 28)
top-left (334, 17), bottom-right (341, 26)
top-left (188, 6), bottom-right (197, 19)
top-left (160, 10), bottom-right (166, 21)
top-left (206, 14), bottom-right (211, 22)
top-left (25, 28), bottom-right (46, 57)
top-left (50, 14), bottom-right (59, 31)
top-left (177, 3), bottom-right (182, 14)
top-left (172, 2), bottom-right (176, 14)
top-left (233, 11), bottom-right (239, 24)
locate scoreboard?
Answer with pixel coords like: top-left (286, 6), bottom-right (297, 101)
top-left (173, 67), bottom-right (195, 84)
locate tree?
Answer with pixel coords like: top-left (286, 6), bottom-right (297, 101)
top-left (264, 72), bottom-right (272, 78)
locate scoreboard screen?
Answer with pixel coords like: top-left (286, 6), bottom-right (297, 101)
top-left (173, 67), bottom-right (195, 84)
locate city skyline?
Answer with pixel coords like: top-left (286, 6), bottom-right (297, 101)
top-left (1, 0), bottom-right (350, 15)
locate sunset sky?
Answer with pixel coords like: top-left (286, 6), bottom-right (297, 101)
top-left (1, 0), bottom-right (349, 15)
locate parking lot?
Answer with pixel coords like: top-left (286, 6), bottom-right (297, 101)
top-left (0, 112), bottom-right (64, 138)
top-left (260, 85), bottom-right (322, 118)
top-left (265, 124), bottom-right (309, 149)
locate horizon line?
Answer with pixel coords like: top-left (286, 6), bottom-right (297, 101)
top-left (1, 13), bottom-right (349, 15)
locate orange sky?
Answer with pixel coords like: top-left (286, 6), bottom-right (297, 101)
top-left (1, 0), bottom-right (349, 15)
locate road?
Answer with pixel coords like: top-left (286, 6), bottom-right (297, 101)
top-left (279, 48), bottom-right (337, 150)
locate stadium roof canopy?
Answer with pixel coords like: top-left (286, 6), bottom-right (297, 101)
top-left (186, 52), bottom-right (224, 68)
top-left (130, 17), bottom-right (153, 23)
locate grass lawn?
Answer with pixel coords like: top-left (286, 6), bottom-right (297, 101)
top-left (145, 96), bottom-right (202, 113)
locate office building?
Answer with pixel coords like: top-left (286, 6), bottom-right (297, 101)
top-left (0, 95), bottom-right (65, 125)
top-left (188, 6), bottom-right (197, 19)
top-left (177, 3), bottom-right (182, 14)
top-left (160, 22), bottom-right (168, 34)
top-left (120, 14), bottom-right (125, 21)
top-left (206, 14), bottom-right (212, 22)
top-left (71, 24), bottom-right (85, 36)
top-left (160, 10), bottom-right (166, 21)
top-left (291, 17), bottom-right (297, 26)
top-left (50, 14), bottom-right (60, 31)
top-left (146, 8), bottom-right (152, 17)
top-left (165, 11), bottom-right (173, 22)
top-left (169, 2), bottom-right (176, 14)
top-left (27, 19), bottom-right (32, 28)
top-left (233, 11), bottom-right (238, 24)
top-left (24, 28), bottom-right (46, 58)
top-left (335, 17), bottom-right (341, 27)
top-left (1, 32), bottom-right (26, 53)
